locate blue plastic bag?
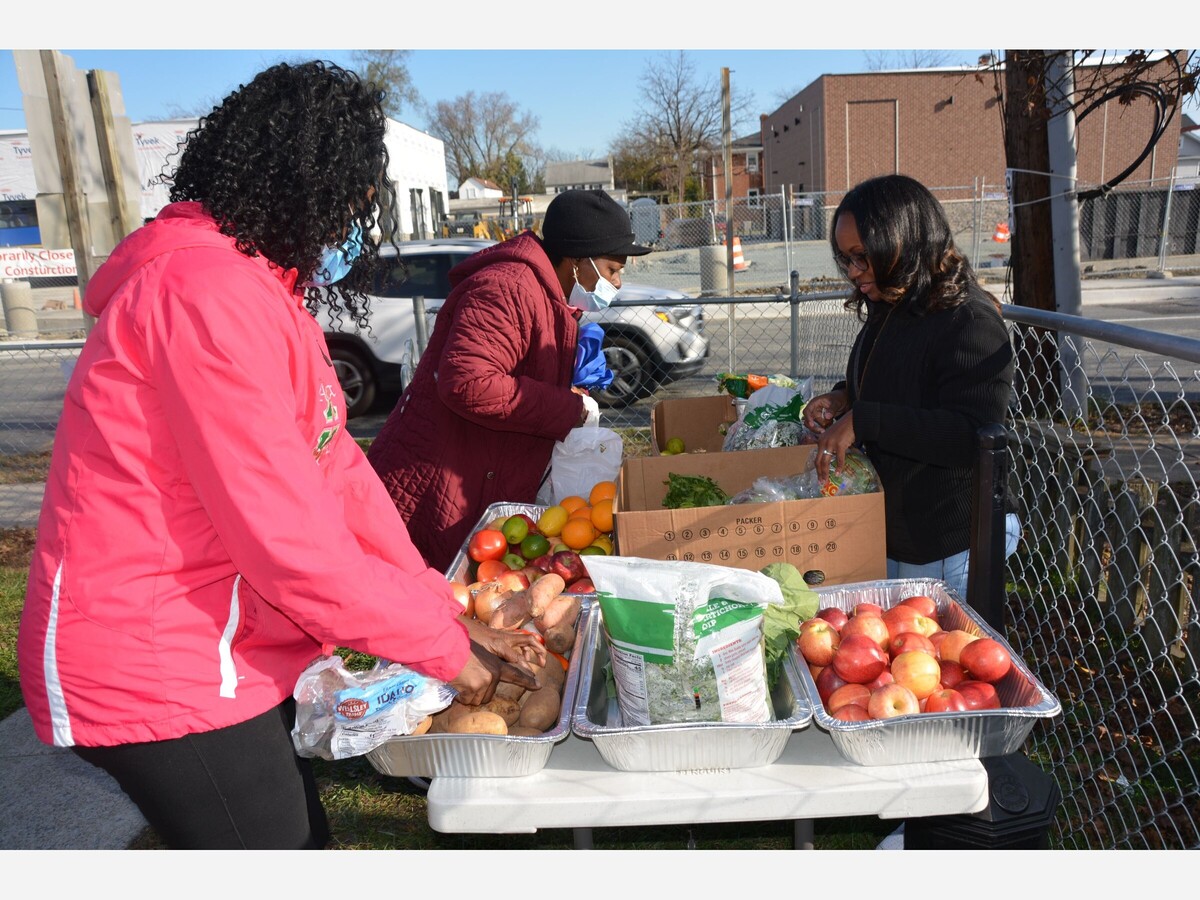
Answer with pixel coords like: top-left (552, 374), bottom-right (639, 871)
top-left (573, 323), bottom-right (613, 391)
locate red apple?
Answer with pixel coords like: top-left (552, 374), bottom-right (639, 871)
top-left (937, 629), bottom-right (980, 664)
top-left (959, 638), bottom-right (1013, 683)
top-left (928, 630), bottom-right (950, 654)
top-left (853, 602), bottom-right (885, 618)
top-left (826, 682), bottom-right (872, 714)
top-left (899, 594), bottom-right (939, 620)
top-left (867, 683), bottom-right (920, 719)
top-left (816, 606), bottom-right (850, 632)
top-left (938, 659), bottom-right (967, 689)
top-left (808, 663), bottom-right (825, 682)
top-left (890, 650), bottom-right (941, 700)
top-left (841, 613), bottom-right (891, 652)
top-left (549, 550), bottom-right (587, 584)
top-left (531, 553), bottom-right (555, 573)
top-left (865, 669), bottom-right (894, 691)
top-left (832, 703), bottom-right (871, 722)
top-left (566, 577), bottom-right (596, 593)
top-left (797, 618), bottom-right (842, 667)
top-left (958, 680), bottom-right (1002, 710)
top-left (519, 565), bottom-right (544, 584)
top-left (831, 634), bottom-right (889, 684)
top-left (881, 603), bottom-right (922, 634)
top-left (494, 570), bottom-right (530, 593)
top-left (924, 688), bottom-right (969, 713)
top-left (815, 665), bottom-right (849, 705)
top-left (888, 630), bottom-right (937, 657)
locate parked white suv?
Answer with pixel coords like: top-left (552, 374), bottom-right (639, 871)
top-left (315, 238), bottom-right (709, 417)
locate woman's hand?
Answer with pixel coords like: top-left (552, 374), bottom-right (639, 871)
top-left (814, 410), bottom-right (857, 484)
top-left (449, 640), bottom-right (540, 707)
top-left (461, 615), bottom-right (547, 667)
top-left (803, 389), bottom-right (849, 434)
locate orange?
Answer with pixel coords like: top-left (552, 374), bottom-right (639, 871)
top-left (590, 498), bottom-right (613, 533)
top-left (560, 495), bottom-right (588, 514)
top-left (561, 517), bottom-right (597, 551)
top-left (569, 504), bottom-right (593, 520)
top-left (589, 480), bottom-right (617, 507)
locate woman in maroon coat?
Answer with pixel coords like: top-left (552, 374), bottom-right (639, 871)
top-left (368, 189), bottom-right (650, 572)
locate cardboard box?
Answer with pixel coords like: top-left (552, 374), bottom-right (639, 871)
top-left (614, 444), bottom-right (886, 587)
top-left (650, 394), bottom-right (740, 454)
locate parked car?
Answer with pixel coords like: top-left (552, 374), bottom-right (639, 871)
top-left (314, 238), bottom-right (709, 417)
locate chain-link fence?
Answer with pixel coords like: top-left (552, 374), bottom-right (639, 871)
top-left (624, 177), bottom-right (1200, 297)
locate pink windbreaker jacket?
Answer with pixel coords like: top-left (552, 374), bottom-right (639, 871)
top-left (18, 202), bottom-right (469, 748)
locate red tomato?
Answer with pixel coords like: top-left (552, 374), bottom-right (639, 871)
top-left (468, 528), bottom-right (508, 563)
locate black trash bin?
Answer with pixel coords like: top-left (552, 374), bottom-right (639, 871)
top-left (903, 752), bottom-right (1061, 849)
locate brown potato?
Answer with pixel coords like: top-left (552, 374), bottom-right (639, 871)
top-left (517, 686), bottom-right (562, 732)
top-left (507, 725), bottom-right (543, 737)
top-left (481, 696), bottom-right (522, 726)
top-left (544, 619), bottom-right (577, 656)
top-left (427, 709), bottom-right (453, 734)
top-left (447, 710), bottom-right (508, 735)
top-left (410, 715), bottom-right (434, 736)
top-left (494, 680), bottom-right (528, 702)
top-left (537, 656), bottom-right (566, 695)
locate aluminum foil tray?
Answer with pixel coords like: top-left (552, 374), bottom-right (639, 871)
top-left (444, 501), bottom-right (595, 596)
top-left (364, 598), bottom-right (590, 779)
top-left (794, 578), bottom-right (1061, 766)
top-left (571, 603), bottom-right (813, 772)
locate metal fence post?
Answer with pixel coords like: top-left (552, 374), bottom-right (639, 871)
top-left (788, 271), bottom-right (800, 380)
top-left (413, 295), bottom-right (428, 356)
top-left (966, 422), bottom-right (1011, 632)
top-left (1156, 168), bottom-right (1177, 276)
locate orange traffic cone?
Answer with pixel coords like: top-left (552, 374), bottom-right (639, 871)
top-left (992, 222), bottom-right (1010, 243)
top-left (721, 236), bottom-right (751, 270)
top-left (72, 287), bottom-right (81, 309)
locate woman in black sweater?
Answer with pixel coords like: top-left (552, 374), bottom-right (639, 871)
top-left (802, 174), bottom-right (1018, 597)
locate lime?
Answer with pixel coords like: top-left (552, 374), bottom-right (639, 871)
top-left (665, 436), bottom-right (686, 454)
top-left (501, 515), bottom-right (530, 545)
top-left (579, 544), bottom-right (607, 556)
top-left (520, 533), bottom-right (551, 560)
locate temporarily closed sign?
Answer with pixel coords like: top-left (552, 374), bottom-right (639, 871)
top-left (0, 247), bottom-right (77, 278)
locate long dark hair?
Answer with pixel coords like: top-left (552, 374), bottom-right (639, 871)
top-left (830, 174), bottom-right (998, 319)
top-left (168, 60), bottom-right (400, 329)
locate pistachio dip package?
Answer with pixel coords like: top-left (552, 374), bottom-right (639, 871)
top-left (583, 555), bottom-right (784, 726)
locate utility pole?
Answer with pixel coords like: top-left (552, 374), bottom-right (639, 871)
top-left (722, 67), bottom-right (736, 372)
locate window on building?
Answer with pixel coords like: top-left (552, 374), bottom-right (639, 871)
top-left (746, 152), bottom-right (759, 174)
top-left (747, 188), bottom-right (761, 207)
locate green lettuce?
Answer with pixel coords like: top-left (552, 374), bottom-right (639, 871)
top-left (760, 562), bottom-right (819, 685)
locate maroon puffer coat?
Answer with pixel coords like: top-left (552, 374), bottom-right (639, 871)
top-left (368, 233), bottom-right (584, 572)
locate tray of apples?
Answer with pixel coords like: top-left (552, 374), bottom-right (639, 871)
top-left (791, 578), bottom-right (1061, 766)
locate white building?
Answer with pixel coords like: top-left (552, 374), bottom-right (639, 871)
top-left (457, 177), bottom-right (504, 200)
top-left (0, 117), bottom-right (450, 245)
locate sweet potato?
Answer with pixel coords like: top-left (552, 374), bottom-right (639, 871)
top-left (489, 574), bottom-right (566, 630)
top-left (543, 617), bottom-right (577, 656)
top-left (427, 709), bottom-right (453, 734)
top-left (447, 710), bottom-right (508, 735)
top-left (518, 686), bottom-right (562, 732)
top-left (534, 655), bottom-right (566, 696)
top-left (411, 715), bottom-right (434, 736)
top-left (534, 592), bottom-right (580, 632)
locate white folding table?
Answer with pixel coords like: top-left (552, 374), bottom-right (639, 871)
top-left (426, 726), bottom-right (989, 849)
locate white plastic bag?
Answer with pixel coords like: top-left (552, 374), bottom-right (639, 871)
top-left (290, 655), bottom-right (456, 761)
top-left (583, 556), bottom-right (784, 726)
top-left (539, 424), bottom-right (624, 506)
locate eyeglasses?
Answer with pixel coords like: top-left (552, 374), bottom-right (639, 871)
top-left (834, 250), bottom-right (870, 273)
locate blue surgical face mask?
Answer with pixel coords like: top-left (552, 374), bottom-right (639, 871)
top-left (568, 258), bottom-right (620, 311)
top-left (308, 222), bottom-right (363, 287)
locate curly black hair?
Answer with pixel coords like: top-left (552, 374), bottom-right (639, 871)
top-left (830, 174), bottom-right (999, 320)
top-left (168, 59), bottom-right (401, 329)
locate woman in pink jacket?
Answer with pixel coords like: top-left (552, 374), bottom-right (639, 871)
top-left (16, 61), bottom-right (537, 850)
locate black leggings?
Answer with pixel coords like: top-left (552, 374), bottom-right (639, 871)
top-left (73, 699), bottom-right (329, 850)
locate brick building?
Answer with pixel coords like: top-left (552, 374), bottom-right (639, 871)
top-left (761, 56), bottom-right (1186, 196)
top-left (703, 132), bottom-right (765, 203)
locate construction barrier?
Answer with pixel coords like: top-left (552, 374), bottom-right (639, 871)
top-left (992, 222), bottom-right (1011, 243)
top-left (721, 236), bottom-right (751, 270)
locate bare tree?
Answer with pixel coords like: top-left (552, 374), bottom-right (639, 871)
top-left (426, 91), bottom-right (541, 189)
top-left (864, 50), bottom-right (954, 71)
top-left (623, 51), bottom-right (757, 204)
top-left (351, 49), bottom-right (420, 119)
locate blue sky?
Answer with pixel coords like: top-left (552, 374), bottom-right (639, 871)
top-left (2, 48), bottom-right (998, 156)
top-left (3, 6), bottom-right (1192, 164)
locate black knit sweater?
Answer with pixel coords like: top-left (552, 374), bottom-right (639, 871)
top-left (840, 285), bottom-right (1014, 564)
